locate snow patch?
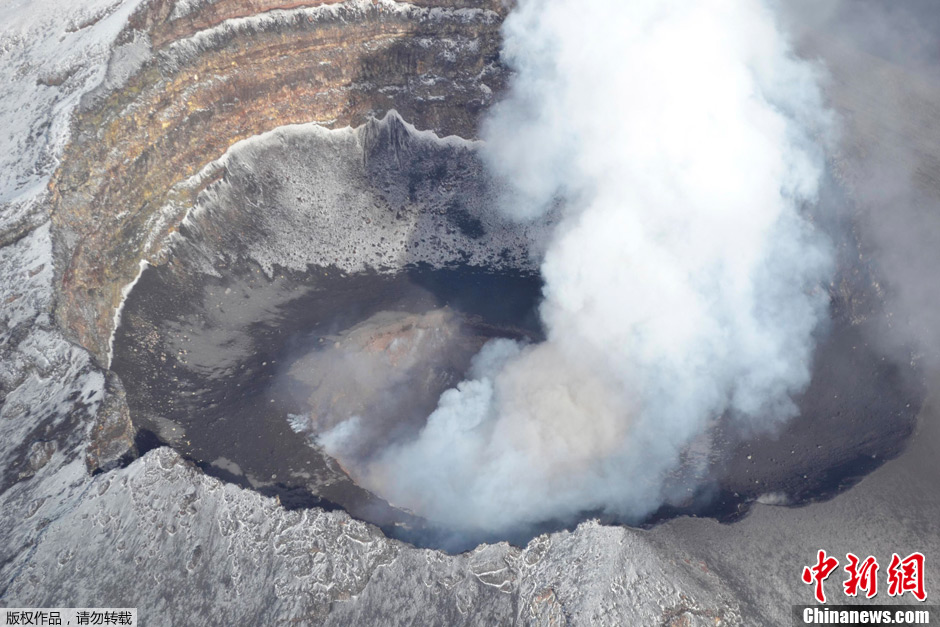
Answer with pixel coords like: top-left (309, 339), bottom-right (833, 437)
top-left (0, 0), bottom-right (148, 216)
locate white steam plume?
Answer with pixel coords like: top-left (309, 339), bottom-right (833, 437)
top-left (319, 0), bottom-right (833, 536)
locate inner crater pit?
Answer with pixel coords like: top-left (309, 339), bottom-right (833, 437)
top-left (111, 113), bottom-right (546, 531)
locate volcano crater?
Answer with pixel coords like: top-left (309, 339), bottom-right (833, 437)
top-left (109, 113), bottom-right (922, 550)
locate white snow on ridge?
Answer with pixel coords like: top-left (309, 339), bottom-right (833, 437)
top-left (0, 222), bottom-right (54, 338)
top-left (168, 0), bottom-right (216, 22)
top-left (0, 0), bottom-right (147, 227)
top-left (172, 111), bottom-right (477, 239)
top-left (160, 0), bottom-right (498, 69)
top-left (157, 111), bottom-right (538, 282)
top-left (0, 0), bottom-right (132, 534)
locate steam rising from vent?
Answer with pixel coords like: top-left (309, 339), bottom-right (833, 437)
top-left (318, 0), bottom-right (834, 536)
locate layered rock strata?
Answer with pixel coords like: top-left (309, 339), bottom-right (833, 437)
top-left (49, 0), bottom-right (507, 364)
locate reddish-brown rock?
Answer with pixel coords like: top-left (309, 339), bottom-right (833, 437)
top-left (49, 0), bottom-right (508, 364)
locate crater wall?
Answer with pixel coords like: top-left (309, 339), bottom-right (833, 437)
top-left (49, 0), bottom-right (508, 364)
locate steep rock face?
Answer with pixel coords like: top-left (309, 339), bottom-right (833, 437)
top-left (84, 372), bottom-right (136, 473)
top-left (49, 0), bottom-right (507, 364)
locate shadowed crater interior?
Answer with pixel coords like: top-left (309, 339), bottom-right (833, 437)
top-left (111, 113), bottom-right (924, 549)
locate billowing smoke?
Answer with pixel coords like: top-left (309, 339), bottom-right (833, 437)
top-left (318, 0), bottom-right (834, 537)
top-left (782, 0), bottom-right (940, 374)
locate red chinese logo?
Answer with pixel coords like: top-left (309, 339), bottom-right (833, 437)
top-left (887, 552), bottom-right (926, 602)
top-left (802, 550), bottom-right (840, 603)
top-left (802, 550), bottom-right (927, 603)
top-left (843, 553), bottom-right (879, 599)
